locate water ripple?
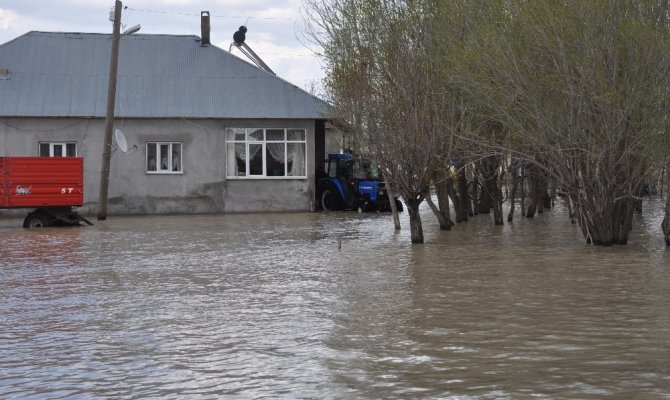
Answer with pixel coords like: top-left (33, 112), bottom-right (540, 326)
top-left (1, 200), bottom-right (670, 398)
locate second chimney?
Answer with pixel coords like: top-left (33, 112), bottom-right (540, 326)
top-left (201, 11), bottom-right (211, 46)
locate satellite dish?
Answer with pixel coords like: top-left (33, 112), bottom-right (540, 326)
top-left (114, 129), bottom-right (129, 153)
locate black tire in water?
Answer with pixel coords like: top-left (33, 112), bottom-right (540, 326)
top-left (321, 188), bottom-right (338, 211)
top-left (23, 213), bottom-right (51, 228)
top-left (467, 180), bottom-right (484, 202)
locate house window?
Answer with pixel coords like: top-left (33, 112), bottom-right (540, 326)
top-left (146, 142), bottom-right (182, 173)
top-left (226, 128), bottom-right (306, 178)
top-left (39, 142), bottom-right (77, 157)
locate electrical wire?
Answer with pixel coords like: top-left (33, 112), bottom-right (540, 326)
top-left (124, 7), bottom-right (295, 21)
top-left (0, 119), bottom-right (88, 132)
top-left (120, 6), bottom-right (312, 61)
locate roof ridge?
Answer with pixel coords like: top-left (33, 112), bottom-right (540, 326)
top-left (24, 30), bottom-right (200, 39)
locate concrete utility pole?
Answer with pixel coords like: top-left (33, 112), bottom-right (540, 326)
top-left (97, 0), bottom-right (122, 221)
top-left (97, 2), bottom-right (139, 220)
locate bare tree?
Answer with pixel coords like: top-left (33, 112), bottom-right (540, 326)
top-left (302, 0), bottom-right (454, 243)
top-left (302, 0), bottom-right (670, 246)
top-left (455, 0), bottom-right (670, 245)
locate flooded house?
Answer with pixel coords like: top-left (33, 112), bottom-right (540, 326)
top-left (0, 22), bottom-right (333, 215)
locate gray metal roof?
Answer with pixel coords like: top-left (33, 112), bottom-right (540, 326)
top-left (0, 31), bottom-right (330, 119)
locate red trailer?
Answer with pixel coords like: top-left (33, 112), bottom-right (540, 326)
top-left (0, 157), bottom-right (91, 227)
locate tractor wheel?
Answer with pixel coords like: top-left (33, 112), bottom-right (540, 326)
top-left (23, 212), bottom-right (51, 228)
top-left (468, 180), bottom-right (484, 202)
top-left (321, 188), bottom-right (339, 211)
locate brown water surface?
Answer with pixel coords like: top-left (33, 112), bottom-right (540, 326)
top-left (1, 199), bottom-right (669, 398)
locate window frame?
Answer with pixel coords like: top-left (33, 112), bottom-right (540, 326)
top-left (146, 141), bottom-right (183, 174)
top-left (225, 127), bottom-right (307, 179)
top-left (39, 142), bottom-right (77, 157)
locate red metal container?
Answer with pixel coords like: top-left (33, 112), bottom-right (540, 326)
top-left (0, 157), bottom-right (84, 209)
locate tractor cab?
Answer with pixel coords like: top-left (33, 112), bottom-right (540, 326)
top-left (316, 154), bottom-right (401, 212)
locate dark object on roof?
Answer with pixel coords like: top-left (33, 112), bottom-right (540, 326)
top-left (233, 26), bottom-right (246, 45)
top-left (230, 26), bottom-right (274, 75)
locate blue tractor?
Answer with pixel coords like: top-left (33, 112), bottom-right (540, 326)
top-left (316, 154), bottom-right (403, 212)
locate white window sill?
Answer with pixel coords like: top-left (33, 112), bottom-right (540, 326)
top-left (226, 176), bottom-right (307, 180)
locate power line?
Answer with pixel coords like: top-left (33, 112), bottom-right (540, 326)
top-left (257, 53), bottom-right (316, 57)
top-left (124, 7), bottom-right (295, 21)
top-left (0, 119), bottom-right (88, 132)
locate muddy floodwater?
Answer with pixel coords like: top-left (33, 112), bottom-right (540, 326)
top-left (1, 199), bottom-right (670, 399)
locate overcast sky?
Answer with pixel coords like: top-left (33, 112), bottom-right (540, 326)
top-left (0, 0), bottom-right (325, 91)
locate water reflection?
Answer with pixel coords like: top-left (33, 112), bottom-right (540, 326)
top-left (1, 199), bottom-right (669, 398)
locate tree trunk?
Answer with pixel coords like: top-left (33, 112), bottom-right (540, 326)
top-left (458, 165), bottom-right (473, 217)
top-left (477, 175), bottom-right (490, 214)
top-left (406, 197), bottom-right (424, 244)
top-left (663, 158), bottom-right (670, 246)
top-left (538, 177), bottom-right (550, 213)
top-left (434, 180), bottom-right (453, 230)
top-left (520, 175), bottom-right (527, 218)
top-left (663, 198), bottom-right (670, 246)
top-left (573, 195), bottom-right (592, 244)
top-left (593, 210), bottom-right (615, 246)
top-left (447, 180), bottom-right (465, 223)
top-left (507, 173), bottom-right (519, 222)
top-left (481, 157), bottom-right (503, 224)
top-left (614, 198), bottom-right (634, 245)
top-left (525, 165), bottom-right (549, 218)
top-left (544, 179), bottom-right (550, 210)
top-left (491, 180), bottom-right (504, 225)
top-left (565, 195), bottom-right (576, 224)
top-left (386, 180), bottom-right (401, 231)
top-left (425, 186), bottom-right (450, 230)
top-left (525, 172), bottom-right (538, 218)
top-left (660, 157), bottom-right (667, 197)
top-left (548, 178), bottom-right (557, 208)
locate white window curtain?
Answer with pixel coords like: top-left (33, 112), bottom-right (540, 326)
top-left (226, 128), bottom-right (244, 176)
top-left (227, 143), bottom-right (239, 176)
top-left (227, 142), bottom-right (262, 176)
top-left (226, 128), bottom-right (306, 178)
top-left (287, 143), bottom-right (305, 176)
top-left (266, 143), bottom-right (285, 161)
